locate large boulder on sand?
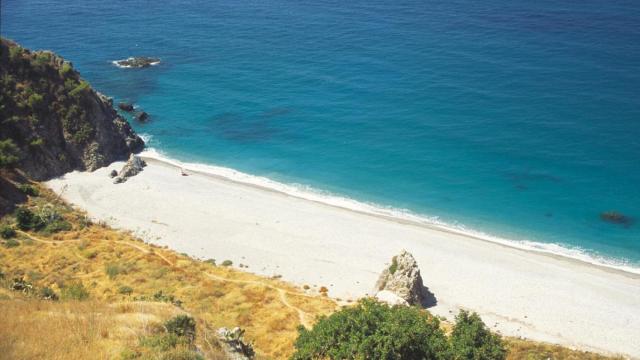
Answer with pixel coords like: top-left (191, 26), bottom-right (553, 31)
top-left (113, 154), bottom-right (146, 184)
top-left (374, 250), bottom-right (429, 306)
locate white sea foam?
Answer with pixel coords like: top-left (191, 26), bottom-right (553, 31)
top-left (140, 146), bottom-right (640, 275)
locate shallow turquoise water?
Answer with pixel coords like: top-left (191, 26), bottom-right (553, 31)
top-left (3, 0), bottom-right (639, 270)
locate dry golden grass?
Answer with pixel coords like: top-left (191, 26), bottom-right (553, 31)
top-left (0, 186), bottom-right (338, 359)
top-left (0, 184), bottom-right (624, 360)
top-left (0, 299), bottom-right (192, 359)
top-left (505, 338), bottom-right (624, 360)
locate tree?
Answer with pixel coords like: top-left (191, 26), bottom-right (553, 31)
top-left (291, 299), bottom-right (449, 360)
top-left (0, 139), bottom-right (19, 167)
top-left (450, 310), bottom-right (506, 360)
top-left (165, 315), bottom-right (196, 343)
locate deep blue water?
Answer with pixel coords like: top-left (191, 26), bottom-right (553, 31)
top-left (3, 0), bottom-right (640, 270)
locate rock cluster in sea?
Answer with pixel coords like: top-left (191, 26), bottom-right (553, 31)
top-left (374, 250), bottom-right (430, 306)
top-left (113, 56), bottom-right (160, 68)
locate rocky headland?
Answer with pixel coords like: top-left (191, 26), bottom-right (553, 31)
top-left (0, 38), bottom-right (144, 213)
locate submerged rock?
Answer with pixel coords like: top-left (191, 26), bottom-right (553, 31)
top-left (374, 250), bottom-right (431, 306)
top-left (136, 111), bottom-right (149, 122)
top-left (113, 154), bottom-right (146, 184)
top-left (113, 57), bottom-right (160, 68)
top-left (118, 102), bottom-right (134, 112)
top-left (600, 211), bottom-right (634, 226)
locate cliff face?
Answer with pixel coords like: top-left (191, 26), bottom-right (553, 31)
top-left (0, 38), bottom-right (144, 181)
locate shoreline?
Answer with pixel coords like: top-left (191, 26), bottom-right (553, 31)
top-left (46, 156), bottom-right (640, 357)
top-left (141, 148), bottom-right (640, 278)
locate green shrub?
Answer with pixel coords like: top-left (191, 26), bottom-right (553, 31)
top-left (140, 333), bottom-right (186, 352)
top-left (29, 138), bottom-right (44, 147)
top-left (4, 238), bottom-right (19, 248)
top-left (106, 263), bottom-right (122, 279)
top-left (69, 80), bottom-right (89, 97)
top-left (0, 225), bottom-right (16, 239)
top-left (42, 219), bottom-right (72, 234)
top-left (27, 93), bottom-right (44, 110)
top-left (221, 260), bottom-right (233, 267)
top-left (204, 259), bottom-right (216, 266)
top-left (164, 315), bottom-right (196, 342)
top-left (450, 310), bottom-right (506, 360)
top-left (61, 282), bottom-right (89, 300)
top-left (8, 46), bottom-right (23, 61)
top-left (389, 256), bottom-right (398, 275)
top-left (18, 184), bottom-right (39, 196)
top-left (159, 348), bottom-right (204, 360)
top-left (118, 285), bottom-right (133, 295)
top-left (15, 207), bottom-right (44, 231)
top-left (40, 287), bottom-right (59, 301)
top-left (0, 139), bottom-right (19, 168)
top-left (292, 299), bottom-right (449, 360)
top-left (59, 62), bottom-right (73, 77)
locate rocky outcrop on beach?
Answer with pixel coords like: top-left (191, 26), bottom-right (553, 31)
top-left (113, 56), bottom-right (160, 68)
top-left (374, 250), bottom-right (430, 306)
top-left (216, 327), bottom-right (255, 360)
top-left (0, 38), bottom-right (144, 181)
top-left (113, 154), bottom-right (146, 184)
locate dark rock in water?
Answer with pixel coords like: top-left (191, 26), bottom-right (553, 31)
top-left (136, 111), bottom-right (149, 122)
top-left (600, 211), bottom-right (634, 226)
top-left (113, 57), bottom-right (160, 68)
top-left (109, 169), bottom-right (118, 178)
top-left (118, 102), bottom-right (134, 112)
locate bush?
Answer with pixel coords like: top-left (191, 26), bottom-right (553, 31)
top-left (221, 260), bottom-right (233, 267)
top-left (40, 287), bottom-right (59, 301)
top-left (61, 282), bottom-right (89, 300)
top-left (69, 80), bottom-right (89, 97)
top-left (164, 315), bottom-right (196, 342)
top-left (291, 299), bottom-right (449, 360)
top-left (450, 310), bottom-right (506, 360)
top-left (118, 285), bottom-right (133, 295)
top-left (106, 263), bottom-right (122, 279)
top-left (4, 238), bottom-right (19, 248)
top-left (0, 225), bottom-right (16, 239)
top-left (140, 333), bottom-right (187, 352)
top-left (389, 256), bottom-right (398, 275)
top-left (0, 139), bottom-right (19, 168)
top-left (15, 207), bottom-right (44, 231)
top-left (17, 184), bottom-right (39, 196)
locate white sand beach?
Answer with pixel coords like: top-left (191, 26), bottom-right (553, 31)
top-left (47, 157), bottom-right (640, 358)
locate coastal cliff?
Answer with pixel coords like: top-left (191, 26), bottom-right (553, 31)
top-left (0, 38), bottom-right (143, 181)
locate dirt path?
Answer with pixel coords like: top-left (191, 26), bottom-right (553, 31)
top-left (16, 229), bottom-right (328, 328)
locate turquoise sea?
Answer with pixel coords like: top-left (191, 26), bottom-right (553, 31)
top-left (2, 0), bottom-right (639, 271)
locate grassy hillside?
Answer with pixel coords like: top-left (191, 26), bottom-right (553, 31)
top-left (0, 183), bottom-right (336, 359)
top-left (0, 182), bottom-right (622, 359)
